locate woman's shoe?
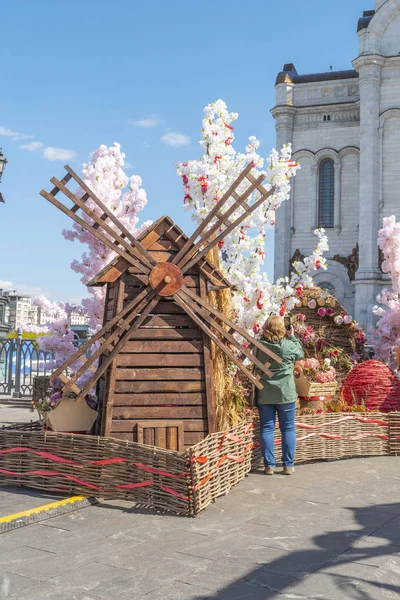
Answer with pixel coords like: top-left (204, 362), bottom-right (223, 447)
top-left (264, 467), bottom-right (275, 476)
top-left (283, 466), bottom-right (295, 475)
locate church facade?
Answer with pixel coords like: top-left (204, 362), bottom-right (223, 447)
top-left (272, 0), bottom-right (400, 331)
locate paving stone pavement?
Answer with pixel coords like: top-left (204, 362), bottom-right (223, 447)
top-left (0, 456), bottom-right (399, 599)
top-left (0, 401), bottom-right (38, 428)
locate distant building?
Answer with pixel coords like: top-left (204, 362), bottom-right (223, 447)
top-left (69, 311), bottom-right (89, 327)
top-left (0, 290), bottom-right (10, 338)
top-left (272, 0), bottom-right (400, 331)
top-left (3, 290), bottom-right (48, 329)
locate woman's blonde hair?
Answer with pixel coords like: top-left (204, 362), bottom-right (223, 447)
top-left (262, 315), bottom-right (286, 343)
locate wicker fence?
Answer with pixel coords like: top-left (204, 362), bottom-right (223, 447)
top-left (1, 413), bottom-right (399, 516)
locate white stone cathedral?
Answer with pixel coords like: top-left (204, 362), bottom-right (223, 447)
top-left (273, 0), bottom-right (400, 331)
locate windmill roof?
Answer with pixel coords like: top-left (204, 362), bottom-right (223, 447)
top-left (88, 215), bottom-right (232, 290)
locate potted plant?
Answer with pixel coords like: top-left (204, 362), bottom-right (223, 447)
top-left (294, 358), bottom-right (337, 409)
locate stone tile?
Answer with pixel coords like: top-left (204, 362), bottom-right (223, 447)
top-left (97, 547), bottom-right (212, 582)
top-left (284, 555), bottom-right (400, 600)
top-left (178, 557), bottom-right (301, 595)
top-left (89, 569), bottom-right (165, 599)
top-left (139, 580), bottom-right (213, 600)
top-left (0, 572), bottom-right (37, 599)
top-left (8, 554), bottom-right (93, 582)
top-left (0, 545), bottom-right (55, 569)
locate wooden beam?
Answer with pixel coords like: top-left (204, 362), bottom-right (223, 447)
top-left (40, 188), bottom-right (149, 274)
top-left (63, 165), bottom-right (157, 269)
top-left (64, 288), bottom-right (158, 394)
top-left (51, 285), bottom-right (153, 379)
top-left (50, 177), bottom-right (151, 275)
top-left (174, 293), bottom-right (263, 390)
top-left (179, 288), bottom-right (273, 379)
top-left (179, 285), bottom-right (282, 364)
top-left (181, 185), bottom-right (276, 274)
top-left (74, 294), bottom-right (160, 402)
top-left (177, 173), bottom-right (267, 270)
top-left (173, 162), bottom-right (256, 265)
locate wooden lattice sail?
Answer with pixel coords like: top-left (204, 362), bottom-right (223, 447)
top-left (40, 162), bottom-right (281, 448)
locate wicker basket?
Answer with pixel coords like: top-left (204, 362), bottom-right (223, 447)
top-left (1, 412), bottom-right (399, 516)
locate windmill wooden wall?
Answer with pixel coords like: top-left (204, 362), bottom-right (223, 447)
top-left (94, 218), bottom-right (216, 449)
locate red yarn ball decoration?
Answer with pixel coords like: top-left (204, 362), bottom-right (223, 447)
top-left (342, 360), bottom-right (400, 413)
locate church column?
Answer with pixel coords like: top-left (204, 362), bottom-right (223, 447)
top-left (271, 105), bottom-right (296, 279)
top-left (352, 54), bottom-right (385, 330)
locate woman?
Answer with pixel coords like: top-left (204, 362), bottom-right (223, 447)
top-left (255, 315), bottom-right (304, 476)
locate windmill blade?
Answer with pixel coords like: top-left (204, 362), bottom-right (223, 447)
top-left (173, 161), bottom-right (257, 267)
top-left (64, 165), bottom-right (156, 270)
top-left (177, 172), bottom-right (268, 270)
top-left (180, 183), bottom-right (276, 274)
top-left (179, 285), bottom-right (282, 364)
top-left (174, 293), bottom-right (264, 390)
top-left (40, 187), bottom-right (150, 275)
top-left (62, 287), bottom-right (156, 394)
top-left (178, 287), bottom-right (274, 379)
top-left (50, 176), bottom-right (152, 274)
top-left (73, 294), bottom-right (160, 403)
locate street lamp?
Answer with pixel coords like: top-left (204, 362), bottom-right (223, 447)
top-left (0, 148), bottom-right (7, 203)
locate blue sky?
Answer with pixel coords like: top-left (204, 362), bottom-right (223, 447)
top-left (0, 0), bottom-right (369, 303)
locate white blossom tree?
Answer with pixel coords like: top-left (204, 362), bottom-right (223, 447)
top-left (176, 99), bottom-right (329, 335)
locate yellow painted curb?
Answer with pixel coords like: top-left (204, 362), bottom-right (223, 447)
top-left (0, 496), bottom-right (86, 524)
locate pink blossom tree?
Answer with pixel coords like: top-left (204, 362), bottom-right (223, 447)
top-left (373, 215), bottom-right (400, 369)
top-left (34, 143), bottom-right (151, 375)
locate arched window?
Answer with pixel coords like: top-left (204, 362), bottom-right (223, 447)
top-left (319, 282), bottom-right (335, 295)
top-left (318, 158), bottom-right (334, 228)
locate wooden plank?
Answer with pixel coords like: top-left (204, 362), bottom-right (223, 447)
top-left (102, 278), bottom-right (125, 436)
top-left (184, 420), bottom-right (209, 432)
top-left (116, 354), bottom-right (204, 367)
top-left (137, 301), bottom-right (186, 315)
top-left (112, 419), bottom-right (198, 433)
top-left (112, 406), bottom-right (206, 419)
top-left (113, 393), bottom-right (206, 406)
top-left (167, 427), bottom-right (178, 451)
top-left (115, 381), bottom-right (205, 393)
top-left (139, 315), bottom-right (195, 328)
top-left (144, 427), bottom-right (154, 446)
top-left (122, 340), bottom-right (203, 353)
top-left (116, 367), bottom-right (204, 381)
top-left (199, 275), bottom-right (216, 434)
top-left (130, 329), bottom-right (203, 340)
top-left (184, 432), bottom-right (206, 446)
top-left (155, 427), bottom-right (167, 448)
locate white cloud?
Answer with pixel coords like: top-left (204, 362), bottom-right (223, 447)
top-left (161, 132), bottom-right (191, 147)
top-left (0, 279), bottom-right (46, 297)
top-left (123, 161), bottom-right (133, 169)
top-left (42, 147), bottom-right (77, 161)
top-left (0, 126), bottom-right (34, 141)
top-left (20, 141), bottom-right (44, 151)
top-left (127, 117), bottom-right (160, 128)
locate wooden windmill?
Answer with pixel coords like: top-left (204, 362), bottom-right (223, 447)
top-left (40, 162), bottom-right (281, 449)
